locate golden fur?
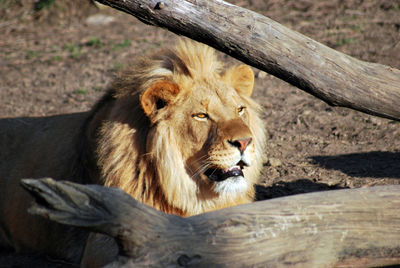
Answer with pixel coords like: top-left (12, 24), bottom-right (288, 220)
top-left (0, 39), bottom-right (265, 264)
top-left (97, 39), bottom-right (266, 216)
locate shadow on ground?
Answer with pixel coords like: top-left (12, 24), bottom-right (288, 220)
top-left (256, 179), bottom-right (346, 200)
top-left (310, 151), bottom-right (400, 179)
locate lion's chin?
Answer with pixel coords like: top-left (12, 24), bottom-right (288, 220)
top-left (213, 176), bottom-right (248, 195)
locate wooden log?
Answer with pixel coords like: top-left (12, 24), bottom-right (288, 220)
top-left (21, 178), bottom-right (400, 267)
top-left (95, 0), bottom-right (400, 121)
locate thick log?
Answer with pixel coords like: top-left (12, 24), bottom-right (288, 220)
top-left (21, 178), bottom-right (400, 267)
top-left (95, 0), bottom-right (400, 121)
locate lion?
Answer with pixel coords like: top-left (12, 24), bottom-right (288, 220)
top-left (0, 39), bottom-right (266, 266)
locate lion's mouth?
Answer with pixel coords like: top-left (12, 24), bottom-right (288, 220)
top-left (204, 165), bottom-right (244, 182)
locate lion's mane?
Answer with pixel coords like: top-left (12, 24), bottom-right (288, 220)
top-left (95, 40), bottom-right (266, 216)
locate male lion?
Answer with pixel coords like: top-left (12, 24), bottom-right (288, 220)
top-left (0, 39), bottom-right (266, 266)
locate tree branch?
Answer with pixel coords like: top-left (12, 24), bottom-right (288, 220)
top-left (22, 178), bottom-right (400, 267)
top-left (95, 0), bottom-right (400, 121)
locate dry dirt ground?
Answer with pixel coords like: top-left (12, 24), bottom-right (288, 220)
top-left (0, 0), bottom-right (400, 266)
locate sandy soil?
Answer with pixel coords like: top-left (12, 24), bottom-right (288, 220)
top-left (0, 0), bottom-right (399, 266)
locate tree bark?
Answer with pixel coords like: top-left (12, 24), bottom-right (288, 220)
top-left (95, 0), bottom-right (400, 121)
top-left (21, 178), bottom-right (400, 267)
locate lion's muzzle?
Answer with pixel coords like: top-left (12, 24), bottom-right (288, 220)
top-left (205, 121), bottom-right (254, 182)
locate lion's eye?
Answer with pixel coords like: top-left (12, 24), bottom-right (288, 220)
top-left (237, 106), bottom-right (246, 115)
top-left (192, 113), bottom-right (209, 120)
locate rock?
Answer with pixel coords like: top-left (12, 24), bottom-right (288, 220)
top-left (86, 14), bottom-right (115, 26)
top-left (268, 158), bottom-right (282, 167)
top-left (256, 71), bottom-right (268, 79)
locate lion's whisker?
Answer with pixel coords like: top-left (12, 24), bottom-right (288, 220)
top-left (188, 156), bottom-right (212, 175)
top-left (190, 162), bottom-right (212, 179)
top-left (188, 155), bottom-right (211, 167)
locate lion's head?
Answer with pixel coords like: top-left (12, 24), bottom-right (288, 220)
top-left (95, 39), bottom-right (266, 216)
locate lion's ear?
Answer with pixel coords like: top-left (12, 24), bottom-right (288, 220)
top-left (140, 81), bottom-right (180, 118)
top-left (223, 65), bottom-right (254, 96)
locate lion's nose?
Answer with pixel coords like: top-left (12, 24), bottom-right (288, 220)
top-left (228, 137), bottom-right (252, 154)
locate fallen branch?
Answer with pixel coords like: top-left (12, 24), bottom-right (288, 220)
top-left (95, 0), bottom-right (400, 121)
top-left (21, 178), bottom-right (400, 267)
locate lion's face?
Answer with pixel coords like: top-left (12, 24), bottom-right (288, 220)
top-left (141, 64), bottom-right (264, 204)
top-left (172, 79), bottom-right (255, 195)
